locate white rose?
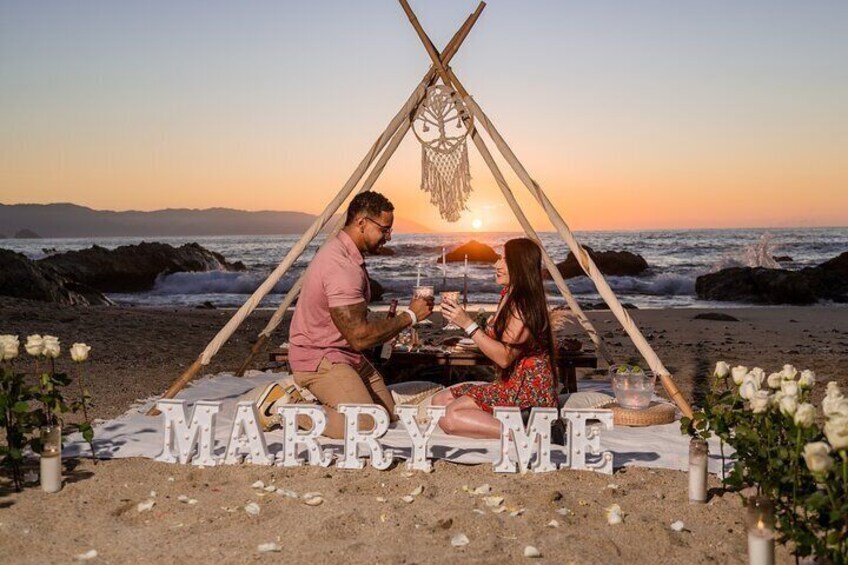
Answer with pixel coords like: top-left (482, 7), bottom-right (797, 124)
top-left (748, 367), bottom-right (766, 387)
top-left (766, 372), bottom-right (782, 390)
top-left (780, 364), bottom-right (798, 381)
top-left (779, 394), bottom-right (798, 417)
top-left (714, 361), bottom-right (730, 379)
top-left (771, 391), bottom-right (785, 408)
top-left (731, 365), bottom-right (748, 386)
top-left (823, 415), bottom-right (848, 451)
top-left (794, 403), bottom-right (816, 428)
top-left (42, 335), bottom-right (61, 359)
top-left (739, 375), bottom-right (760, 400)
top-left (823, 382), bottom-right (845, 417)
top-left (824, 399), bottom-right (848, 421)
top-left (70, 343), bottom-right (91, 363)
top-left (25, 334), bottom-right (44, 357)
top-left (749, 391), bottom-right (771, 414)
top-left (0, 335), bottom-right (20, 361)
top-left (797, 370), bottom-right (815, 390)
top-left (802, 442), bottom-right (834, 475)
top-left (781, 380), bottom-right (799, 398)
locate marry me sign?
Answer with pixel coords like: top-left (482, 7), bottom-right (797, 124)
top-left (154, 400), bottom-right (614, 475)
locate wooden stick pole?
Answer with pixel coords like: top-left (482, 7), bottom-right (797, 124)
top-left (397, 0), bottom-right (692, 417)
top-left (148, 4), bottom-right (486, 413)
top-left (231, 6), bottom-right (485, 377)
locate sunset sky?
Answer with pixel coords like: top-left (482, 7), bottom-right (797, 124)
top-left (2, 1), bottom-right (846, 232)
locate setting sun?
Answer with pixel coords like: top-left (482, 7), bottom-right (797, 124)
top-left (471, 218), bottom-right (483, 230)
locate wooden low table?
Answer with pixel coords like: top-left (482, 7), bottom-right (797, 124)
top-left (269, 347), bottom-right (597, 393)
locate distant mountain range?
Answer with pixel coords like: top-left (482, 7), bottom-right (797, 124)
top-left (0, 203), bottom-right (431, 238)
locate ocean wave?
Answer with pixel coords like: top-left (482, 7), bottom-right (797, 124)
top-left (151, 271), bottom-right (297, 295)
top-left (564, 273), bottom-right (696, 296)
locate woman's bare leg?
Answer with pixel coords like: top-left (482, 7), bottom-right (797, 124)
top-left (430, 388), bottom-right (458, 407)
top-left (439, 396), bottom-right (503, 439)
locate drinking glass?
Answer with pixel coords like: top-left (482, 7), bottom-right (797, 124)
top-left (440, 291), bottom-right (461, 330)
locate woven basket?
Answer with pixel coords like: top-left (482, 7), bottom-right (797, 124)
top-left (605, 400), bottom-right (676, 427)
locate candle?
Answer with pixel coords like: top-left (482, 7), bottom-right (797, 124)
top-left (416, 263), bottom-right (421, 287)
top-left (40, 426), bottom-right (62, 493)
top-left (746, 497), bottom-right (775, 565)
top-left (40, 450), bottom-right (62, 493)
top-left (748, 528), bottom-right (775, 565)
top-left (688, 438), bottom-right (708, 503)
top-left (464, 254), bottom-right (468, 274)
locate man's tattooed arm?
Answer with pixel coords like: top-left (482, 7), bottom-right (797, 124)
top-left (329, 301), bottom-right (412, 352)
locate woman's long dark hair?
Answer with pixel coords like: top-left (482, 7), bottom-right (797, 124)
top-left (493, 238), bottom-right (558, 388)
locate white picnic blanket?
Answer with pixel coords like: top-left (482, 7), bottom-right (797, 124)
top-left (63, 371), bottom-right (727, 474)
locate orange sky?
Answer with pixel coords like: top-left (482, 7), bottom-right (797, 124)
top-left (2, 1), bottom-right (846, 232)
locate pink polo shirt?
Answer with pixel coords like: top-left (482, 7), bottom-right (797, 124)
top-left (288, 231), bottom-right (371, 372)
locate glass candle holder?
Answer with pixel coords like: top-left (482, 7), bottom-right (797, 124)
top-left (746, 496), bottom-right (775, 565)
top-left (40, 425), bottom-right (62, 493)
top-left (688, 438), bottom-right (708, 503)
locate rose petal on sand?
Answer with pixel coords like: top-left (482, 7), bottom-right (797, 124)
top-left (410, 485), bottom-right (424, 497)
top-left (244, 502), bottom-right (261, 516)
top-left (483, 496), bottom-right (504, 507)
top-left (524, 546), bottom-right (542, 558)
top-left (556, 507), bottom-right (572, 516)
top-left (177, 495), bottom-right (190, 503)
top-left (149, 490), bottom-right (157, 498)
top-left (257, 543), bottom-right (282, 553)
top-left (303, 494), bottom-right (324, 506)
top-left (491, 507), bottom-right (506, 514)
top-left (509, 509), bottom-right (525, 517)
top-left (263, 485), bottom-right (277, 493)
top-left (547, 520), bottom-right (560, 528)
top-left (605, 504), bottom-right (624, 525)
top-left (472, 484), bottom-right (492, 495)
top-left (74, 549), bottom-right (98, 561)
top-left (137, 499), bottom-right (155, 513)
top-left (376, 497), bottom-right (387, 503)
top-left (251, 480), bottom-right (265, 489)
top-left (276, 489), bottom-right (298, 499)
top-left (187, 499), bottom-right (198, 505)
top-left (671, 520), bottom-right (686, 532)
top-left (451, 533), bottom-right (470, 547)
top-left (402, 471), bottom-right (414, 478)
top-left (401, 495), bottom-right (415, 504)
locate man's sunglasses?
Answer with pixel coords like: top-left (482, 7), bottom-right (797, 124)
top-left (364, 217), bottom-right (393, 235)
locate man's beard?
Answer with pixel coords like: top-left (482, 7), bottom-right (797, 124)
top-left (366, 238), bottom-right (386, 254)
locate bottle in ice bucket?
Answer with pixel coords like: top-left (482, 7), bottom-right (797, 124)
top-left (379, 299), bottom-right (399, 360)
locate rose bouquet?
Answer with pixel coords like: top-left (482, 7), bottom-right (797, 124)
top-left (681, 362), bottom-right (847, 562)
top-left (0, 334), bottom-right (95, 491)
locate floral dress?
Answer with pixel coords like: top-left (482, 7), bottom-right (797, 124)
top-left (450, 299), bottom-right (557, 413)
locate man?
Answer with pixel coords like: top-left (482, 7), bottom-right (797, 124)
top-left (258, 191), bottom-right (433, 438)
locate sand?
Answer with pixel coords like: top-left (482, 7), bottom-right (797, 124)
top-left (2, 297), bottom-right (847, 563)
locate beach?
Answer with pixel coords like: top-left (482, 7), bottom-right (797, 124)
top-left (2, 299), bottom-right (846, 562)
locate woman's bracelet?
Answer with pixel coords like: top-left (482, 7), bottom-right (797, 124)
top-left (464, 321), bottom-right (480, 336)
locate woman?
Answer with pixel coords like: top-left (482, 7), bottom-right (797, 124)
top-left (432, 238), bottom-right (558, 439)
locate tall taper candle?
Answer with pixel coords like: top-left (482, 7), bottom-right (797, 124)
top-left (442, 247), bottom-right (447, 286)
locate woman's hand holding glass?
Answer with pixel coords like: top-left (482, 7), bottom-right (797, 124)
top-left (441, 297), bottom-right (473, 331)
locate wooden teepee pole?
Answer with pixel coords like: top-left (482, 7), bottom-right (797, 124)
top-left (148, 4), bottom-right (486, 413)
top-left (397, 0), bottom-right (692, 417)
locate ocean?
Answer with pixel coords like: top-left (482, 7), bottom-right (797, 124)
top-left (4, 228), bottom-right (847, 310)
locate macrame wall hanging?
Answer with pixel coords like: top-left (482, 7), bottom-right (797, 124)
top-left (412, 85), bottom-right (473, 222)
